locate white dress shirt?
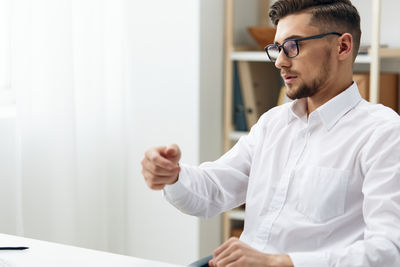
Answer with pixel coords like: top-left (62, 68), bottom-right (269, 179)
top-left (163, 82), bottom-right (400, 267)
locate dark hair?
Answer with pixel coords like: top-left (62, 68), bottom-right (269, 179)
top-left (269, 0), bottom-right (361, 60)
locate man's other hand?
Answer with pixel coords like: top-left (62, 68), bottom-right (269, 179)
top-left (141, 144), bottom-right (181, 190)
top-left (209, 237), bottom-right (294, 267)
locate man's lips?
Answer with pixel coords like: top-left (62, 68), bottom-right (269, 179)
top-left (282, 74), bottom-right (298, 83)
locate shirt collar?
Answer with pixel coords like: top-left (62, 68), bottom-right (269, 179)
top-left (287, 82), bottom-right (362, 131)
top-left (287, 98), bottom-right (307, 124)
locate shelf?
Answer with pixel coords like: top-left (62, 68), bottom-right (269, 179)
top-left (230, 50), bottom-right (375, 64)
top-left (228, 209), bottom-right (245, 220)
top-left (230, 51), bottom-right (270, 62)
top-left (229, 131), bottom-right (248, 141)
top-left (223, 0), bottom-right (400, 244)
top-left (378, 48), bottom-right (400, 58)
top-left (355, 54), bottom-right (372, 64)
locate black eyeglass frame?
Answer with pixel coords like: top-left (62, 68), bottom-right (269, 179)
top-left (264, 32), bottom-right (342, 62)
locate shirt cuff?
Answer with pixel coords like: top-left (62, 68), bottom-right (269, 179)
top-left (288, 251), bottom-right (329, 267)
top-left (162, 163), bottom-right (191, 202)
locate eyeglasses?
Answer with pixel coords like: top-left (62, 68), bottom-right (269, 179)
top-left (264, 32), bottom-right (342, 62)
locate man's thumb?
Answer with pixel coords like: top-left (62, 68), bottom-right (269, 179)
top-left (164, 144), bottom-right (181, 164)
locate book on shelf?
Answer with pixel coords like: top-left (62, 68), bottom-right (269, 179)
top-left (236, 61), bottom-right (281, 129)
top-left (358, 44), bottom-right (388, 55)
top-left (353, 72), bottom-right (398, 113)
top-left (276, 85), bottom-right (293, 106)
top-left (230, 228), bottom-right (243, 238)
top-left (233, 62), bottom-right (248, 131)
top-left (277, 85), bottom-right (285, 106)
top-left (237, 61), bottom-right (259, 128)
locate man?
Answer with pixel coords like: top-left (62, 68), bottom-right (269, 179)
top-left (141, 0), bottom-right (400, 266)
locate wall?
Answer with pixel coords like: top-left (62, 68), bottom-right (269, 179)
top-left (0, 116), bottom-right (19, 235)
top-left (199, 0), bottom-right (224, 259)
top-left (125, 0), bottom-right (223, 265)
top-left (234, 0), bottom-right (261, 46)
top-left (125, 0), bottom-right (200, 262)
top-left (352, 0), bottom-right (400, 47)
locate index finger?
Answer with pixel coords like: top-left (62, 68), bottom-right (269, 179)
top-left (145, 147), bottom-right (177, 170)
top-left (213, 237), bottom-right (236, 258)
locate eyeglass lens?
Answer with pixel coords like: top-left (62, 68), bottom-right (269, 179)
top-left (267, 40), bottom-right (298, 61)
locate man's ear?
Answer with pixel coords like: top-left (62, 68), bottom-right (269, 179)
top-left (337, 33), bottom-right (353, 61)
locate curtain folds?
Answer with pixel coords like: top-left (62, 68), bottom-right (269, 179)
top-left (10, 0), bottom-right (129, 253)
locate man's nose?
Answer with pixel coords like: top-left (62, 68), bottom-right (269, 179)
top-left (274, 50), bottom-right (291, 69)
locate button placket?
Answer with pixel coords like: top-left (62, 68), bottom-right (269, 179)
top-left (255, 126), bottom-right (310, 246)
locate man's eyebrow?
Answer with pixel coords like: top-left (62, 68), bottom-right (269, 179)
top-left (274, 35), bottom-right (304, 45)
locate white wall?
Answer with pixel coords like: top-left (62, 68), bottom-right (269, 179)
top-left (125, 0), bottom-right (200, 263)
top-left (352, 0), bottom-right (400, 47)
top-left (199, 0), bottom-right (224, 259)
top-left (0, 117), bottom-right (18, 234)
top-left (125, 0), bottom-right (223, 265)
top-left (234, 0), bottom-right (261, 46)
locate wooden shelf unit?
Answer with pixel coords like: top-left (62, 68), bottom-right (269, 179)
top-left (222, 0), bottom-right (400, 242)
top-left (230, 51), bottom-right (374, 63)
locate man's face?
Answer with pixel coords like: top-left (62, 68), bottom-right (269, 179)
top-left (274, 13), bottom-right (336, 100)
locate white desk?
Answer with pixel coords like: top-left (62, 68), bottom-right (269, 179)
top-left (0, 233), bottom-right (184, 267)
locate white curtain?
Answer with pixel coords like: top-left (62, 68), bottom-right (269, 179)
top-left (0, 0), bottom-right (13, 107)
top-left (8, 0), bottom-right (130, 253)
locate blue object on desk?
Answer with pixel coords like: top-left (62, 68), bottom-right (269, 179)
top-left (188, 255), bottom-right (212, 267)
top-left (0, 247), bottom-right (29, 250)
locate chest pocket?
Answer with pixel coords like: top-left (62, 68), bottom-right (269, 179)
top-left (296, 166), bottom-right (350, 223)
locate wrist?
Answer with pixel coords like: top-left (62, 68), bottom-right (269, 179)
top-left (172, 163), bottom-right (180, 184)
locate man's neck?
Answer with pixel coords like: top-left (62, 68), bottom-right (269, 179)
top-left (306, 79), bottom-right (353, 115)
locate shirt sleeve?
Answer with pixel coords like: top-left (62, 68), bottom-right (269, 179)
top-left (163, 116), bottom-right (265, 219)
top-left (289, 122), bottom-right (400, 267)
